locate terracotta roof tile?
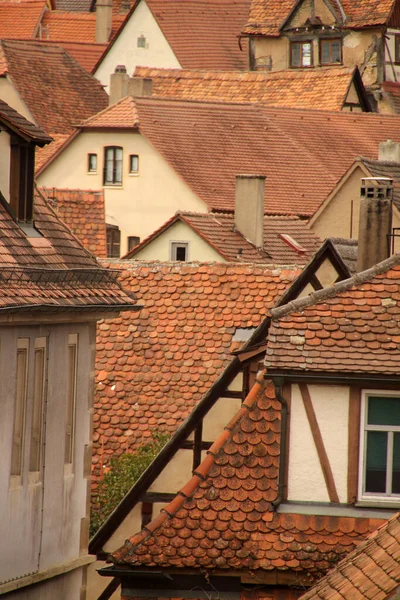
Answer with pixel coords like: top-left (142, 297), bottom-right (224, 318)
top-left (35, 133), bottom-right (73, 173)
top-left (35, 38), bottom-right (107, 71)
top-left (266, 253), bottom-right (400, 375)
top-left (0, 39), bottom-right (108, 134)
top-left (81, 95), bottom-right (140, 128)
top-left (0, 98), bottom-right (51, 144)
top-left (243, 0), bottom-right (396, 36)
top-left (134, 66), bottom-right (357, 112)
top-left (300, 513), bottom-right (400, 600)
top-left (125, 211), bottom-right (321, 264)
top-left (145, 0), bottom-right (250, 71)
top-left (93, 262), bottom-right (300, 474)
top-left (111, 376), bottom-right (384, 579)
top-left (39, 187), bottom-right (107, 257)
top-left (38, 9), bottom-right (124, 43)
top-left (0, 0), bottom-right (46, 38)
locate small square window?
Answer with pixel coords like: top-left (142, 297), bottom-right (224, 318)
top-left (129, 155), bottom-right (139, 174)
top-left (137, 34), bottom-right (146, 48)
top-left (88, 153), bottom-right (97, 172)
top-left (170, 242), bottom-right (189, 261)
top-left (128, 235), bottom-right (140, 251)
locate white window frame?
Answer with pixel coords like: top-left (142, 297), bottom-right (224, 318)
top-left (358, 389), bottom-right (400, 504)
top-left (170, 241), bottom-right (190, 262)
top-left (88, 153), bottom-right (98, 174)
top-left (129, 154), bottom-right (139, 175)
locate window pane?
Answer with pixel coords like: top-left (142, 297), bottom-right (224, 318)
top-left (130, 155), bottom-right (139, 173)
top-left (321, 40), bottom-right (331, 64)
top-left (29, 347), bottom-right (45, 472)
top-left (176, 246), bottom-right (187, 261)
top-left (88, 154), bottom-right (97, 172)
top-left (11, 347), bottom-right (28, 476)
top-left (365, 430), bottom-right (387, 493)
top-left (302, 43), bottom-right (312, 66)
top-left (291, 43), bottom-right (301, 67)
top-left (105, 148), bottom-right (114, 183)
top-left (368, 396), bottom-right (400, 426)
top-left (332, 40), bottom-right (341, 63)
top-left (393, 433), bottom-right (400, 493)
top-left (115, 148), bottom-right (123, 184)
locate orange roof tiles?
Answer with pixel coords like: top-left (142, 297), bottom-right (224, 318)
top-left (300, 512), bottom-right (400, 600)
top-left (38, 9), bottom-right (124, 42)
top-left (145, 0), bottom-right (250, 71)
top-left (266, 253), bottom-right (400, 375)
top-left (93, 262), bottom-right (299, 469)
top-left (125, 211), bottom-right (321, 264)
top-left (81, 95), bottom-right (139, 128)
top-left (0, 0), bottom-right (46, 38)
top-left (39, 187), bottom-right (107, 257)
top-left (0, 39), bottom-right (108, 135)
top-left (134, 66), bottom-right (359, 112)
top-left (111, 377), bottom-right (384, 578)
top-left (36, 38), bottom-right (107, 71)
top-left (243, 0), bottom-right (396, 35)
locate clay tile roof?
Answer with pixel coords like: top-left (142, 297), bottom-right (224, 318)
top-left (111, 375), bottom-right (384, 577)
top-left (37, 9), bottom-right (124, 42)
top-left (125, 211), bottom-right (321, 264)
top-left (145, 0), bottom-right (250, 71)
top-left (80, 95), bottom-right (140, 128)
top-left (39, 187), bottom-right (107, 257)
top-left (243, 0), bottom-right (396, 35)
top-left (0, 0), bottom-right (46, 38)
top-left (53, 0), bottom-right (92, 11)
top-left (382, 81), bottom-right (400, 114)
top-left (0, 98), bottom-right (51, 144)
top-left (0, 39), bottom-right (108, 135)
top-left (35, 39), bottom-right (107, 72)
top-left (300, 512), bottom-right (400, 600)
top-left (93, 262), bottom-right (300, 469)
top-left (134, 66), bottom-right (358, 112)
top-left (35, 133), bottom-right (73, 174)
top-left (266, 253), bottom-right (400, 376)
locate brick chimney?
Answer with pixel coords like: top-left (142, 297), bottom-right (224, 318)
top-left (357, 177), bottom-right (393, 272)
top-left (96, 0), bottom-right (112, 43)
top-left (109, 65), bottom-right (129, 105)
top-left (235, 175), bottom-right (265, 249)
top-left (378, 139), bottom-right (400, 162)
top-left (128, 77), bottom-right (153, 98)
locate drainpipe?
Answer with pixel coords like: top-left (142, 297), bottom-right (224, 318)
top-left (270, 376), bottom-right (289, 510)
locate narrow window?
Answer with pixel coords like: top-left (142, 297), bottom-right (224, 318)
top-left (170, 241), bottom-right (189, 261)
top-left (360, 393), bottom-right (400, 500)
top-left (104, 146), bottom-right (123, 185)
top-left (137, 34), bottom-right (146, 48)
top-left (320, 39), bottom-right (342, 65)
top-left (29, 338), bottom-right (47, 473)
top-left (395, 36), bottom-right (400, 64)
top-left (128, 235), bottom-right (140, 251)
top-left (290, 41), bottom-right (312, 68)
top-left (11, 339), bottom-right (29, 476)
top-left (88, 153), bottom-right (97, 172)
top-left (129, 154), bottom-right (139, 174)
top-left (106, 224), bottom-right (121, 258)
top-left (65, 334), bottom-right (78, 465)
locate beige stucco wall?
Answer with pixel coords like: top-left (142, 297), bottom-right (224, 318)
top-left (38, 130), bottom-right (208, 256)
top-left (132, 220), bottom-right (227, 261)
top-left (94, 0), bottom-right (181, 90)
top-left (0, 130), bottom-right (10, 201)
top-left (4, 567), bottom-right (86, 600)
top-left (315, 259), bottom-right (340, 287)
top-left (0, 322), bottom-right (94, 596)
top-left (0, 77), bottom-right (36, 124)
top-left (289, 0), bottom-right (335, 28)
top-left (288, 384), bottom-right (349, 503)
top-left (383, 29), bottom-right (400, 82)
top-left (203, 396), bottom-right (243, 442)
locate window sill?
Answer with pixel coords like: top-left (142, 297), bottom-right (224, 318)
top-left (128, 173), bottom-right (139, 177)
top-left (9, 475), bottom-right (22, 490)
top-left (103, 184), bottom-right (123, 189)
top-left (356, 498), bottom-right (400, 509)
top-left (87, 171), bottom-right (98, 175)
top-left (64, 463), bottom-right (74, 477)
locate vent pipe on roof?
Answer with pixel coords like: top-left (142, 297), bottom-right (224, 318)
top-left (378, 139), bottom-right (400, 163)
top-left (96, 0), bottom-right (113, 44)
top-left (357, 177), bottom-right (393, 272)
top-left (109, 65), bottom-right (129, 105)
top-left (235, 175), bottom-right (265, 249)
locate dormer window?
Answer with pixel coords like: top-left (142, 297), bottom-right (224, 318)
top-left (10, 140), bottom-right (35, 221)
top-left (290, 41), bottom-right (313, 68)
top-left (320, 38), bottom-right (342, 65)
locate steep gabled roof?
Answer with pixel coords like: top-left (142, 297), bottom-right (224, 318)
top-left (266, 253), bottom-right (400, 376)
top-left (0, 98), bottom-right (51, 144)
top-left (0, 39), bottom-right (108, 134)
top-left (243, 0), bottom-right (397, 36)
top-left (0, 0), bottom-right (46, 38)
top-left (124, 211), bottom-right (321, 264)
top-left (300, 512), bottom-right (400, 600)
top-left (39, 187), bottom-right (107, 258)
top-left (80, 95), bottom-right (139, 128)
top-left (134, 66), bottom-right (367, 112)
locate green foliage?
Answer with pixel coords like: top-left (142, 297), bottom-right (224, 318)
top-left (90, 431), bottom-right (170, 537)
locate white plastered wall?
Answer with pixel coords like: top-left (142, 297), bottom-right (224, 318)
top-left (132, 220), bottom-right (227, 261)
top-left (37, 130), bottom-right (208, 256)
top-left (384, 29), bottom-right (400, 82)
top-left (288, 384), bottom-right (349, 503)
top-left (94, 0), bottom-right (181, 90)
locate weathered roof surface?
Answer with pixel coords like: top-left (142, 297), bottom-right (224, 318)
top-left (328, 237), bottom-right (358, 274)
top-left (81, 95), bottom-right (140, 128)
top-left (0, 0), bottom-right (45, 38)
top-left (94, 262), bottom-right (299, 464)
top-left (144, 0), bottom-right (250, 71)
top-left (125, 211), bottom-right (320, 264)
top-left (38, 9), bottom-right (124, 42)
top-left (35, 39), bottom-right (107, 72)
top-left (0, 39), bottom-right (108, 135)
top-left (134, 66), bottom-right (358, 112)
top-left (382, 81), bottom-right (400, 114)
top-left (266, 253), bottom-right (400, 375)
top-left (243, 0), bottom-right (396, 35)
top-left (111, 376), bottom-right (383, 578)
top-left (39, 187), bottom-right (107, 258)
top-left (361, 157), bottom-right (400, 210)
top-left (300, 512), bottom-right (400, 600)
top-left (53, 0), bottom-right (92, 10)
top-left (0, 98), bottom-right (51, 144)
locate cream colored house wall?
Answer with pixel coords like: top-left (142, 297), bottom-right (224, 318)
top-left (384, 29), bottom-right (400, 82)
top-left (254, 37), bottom-right (288, 71)
top-left (0, 77), bottom-right (36, 124)
top-left (94, 0), bottom-right (181, 90)
top-left (132, 220), bottom-right (227, 261)
top-left (288, 384), bottom-right (349, 503)
top-left (37, 130), bottom-right (208, 256)
top-left (0, 130), bottom-right (10, 202)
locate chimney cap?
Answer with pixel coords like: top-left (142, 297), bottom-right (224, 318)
top-left (115, 65), bottom-right (127, 73)
top-left (235, 174), bottom-right (266, 180)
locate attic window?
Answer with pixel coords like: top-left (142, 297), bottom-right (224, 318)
top-left (106, 224), bottom-right (121, 258)
top-left (320, 39), bottom-right (342, 65)
top-left (137, 34), bottom-right (147, 48)
top-left (170, 241), bottom-right (189, 261)
top-left (290, 41), bottom-right (312, 68)
top-left (10, 141), bottom-right (35, 221)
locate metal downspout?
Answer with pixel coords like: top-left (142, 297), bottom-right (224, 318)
top-left (270, 378), bottom-right (288, 510)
